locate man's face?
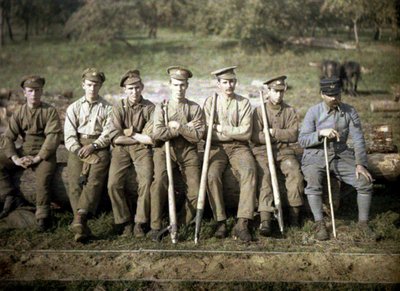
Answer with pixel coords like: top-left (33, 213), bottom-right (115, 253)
top-left (82, 79), bottom-right (102, 99)
top-left (124, 82), bottom-right (143, 105)
top-left (217, 78), bottom-right (236, 96)
top-left (169, 78), bottom-right (188, 101)
top-left (321, 93), bottom-right (341, 108)
top-left (267, 87), bottom-right (285, 105)
top-left (24, 87), bottom-right (43, 108)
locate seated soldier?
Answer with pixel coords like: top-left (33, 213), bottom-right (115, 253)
top-left (148, 66), bottom-right (205, 240)
top-left (251, 76), bottom-right (303, 236)
top-left (64, 68), bottom-right (112, 242)
top-left (0, 75), bottom-right (62, 231)
top-left (299, 77), bottom-right (374, 241)
top-left (108, 70), bottom-right (155, 238)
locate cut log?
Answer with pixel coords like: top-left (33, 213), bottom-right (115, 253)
top-left (364, 124), bottom-right (398, 154)
top-left (370, 100), bottom-right (400, 112)
top-left (367, 153), bottom-right (400, 182)
top-left (285, 37), bottom-right (356, 50)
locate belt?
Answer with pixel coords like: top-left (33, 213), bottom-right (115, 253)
top-left (79, 134), bottom-right (100, 139)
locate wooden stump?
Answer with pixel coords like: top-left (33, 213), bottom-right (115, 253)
top-left (370, 100), bottom-right (400, 112)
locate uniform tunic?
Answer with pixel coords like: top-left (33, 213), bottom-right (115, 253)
top-left (0, 102), bottom-right (61, 218)
top-left (251, 101), bottom-right (303, 212)
top-left (64, 96), bottom-right (112, 215)
top-left (299, 102), bottom-right (372, 197)
top-left (203, 93), bottom-right (256, 221)
top-left (150, 99), bottom-right (205, 230)
top-left (107, 97), bottom-right (155, 225)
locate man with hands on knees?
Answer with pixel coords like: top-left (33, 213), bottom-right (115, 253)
top-left (299, 77), bottom-right (374, 241)
top-left (64, 68), bottom-right (112, 242)
top-left (0, 75), bottom-right (62, 231)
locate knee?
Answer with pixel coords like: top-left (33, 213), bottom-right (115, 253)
top-left (356, 175), bottom-right (373, 193)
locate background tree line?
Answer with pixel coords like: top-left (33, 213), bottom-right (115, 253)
top-left (0, 0), bottom-right (399, 48)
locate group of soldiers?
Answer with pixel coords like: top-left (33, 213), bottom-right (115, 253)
top-left (0, 66), bottom-right (374, 243)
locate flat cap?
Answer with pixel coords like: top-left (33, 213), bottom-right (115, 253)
top-left (211, 66), bottom-right (237, 79)
top-left (264, 75), bottom-right (287, 90)
top-left (82, 68), bottom-right (106, 83)
top-left (320, 77), bottom-right (341, 96)
top-left (167, 66), bottom-right (193, 80)
top-left (120, 69), bottom-right (141, 87)
top-left (20, 75), bottom-right (45, 88)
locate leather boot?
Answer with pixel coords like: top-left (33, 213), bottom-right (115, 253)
top-left (259, 211), bottom-right (272, 237)
top-left (314, 220), bottom-right (329, 241)
top-left (37, 217), bottom-right (51, 232)
top-left (133, 223), bottom-right (145, 238)
top-left (357, 221), bottom-right (377, 241)
top-left (289, 206), bottom-right (301, 227)
top-left (72, 211), bottom-right (90, 236)
top-left (0, 194), bottom-right (24, 219)
top-left (214, 221), bottom-right (227, 239)
top-left (146, 228), bottom-right (161, 242)
top-left (121, 223), bottom-right (133, 237)
top-left (233, 218), bottom-right (252, 242)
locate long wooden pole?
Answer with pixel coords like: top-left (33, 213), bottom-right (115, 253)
top-left (194, 93), bottom-right (217, 244)
top-left (163, 100), bottom-right (178, 244)
top-left (323, 137), bottom-right (337, 238)
top-left (259, 91), bottom-right (284, 233)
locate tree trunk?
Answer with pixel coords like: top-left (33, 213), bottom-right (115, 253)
top-left (353, 19), bottom-right (359, 48)
top-left (0, 6), bottom-right (3, 48)
top-left (374, 22), bottom-right (382, 41)
top-left (24, 18), bottom-right (29, 41)
top-left (5, 13), bottom-right (13, 41)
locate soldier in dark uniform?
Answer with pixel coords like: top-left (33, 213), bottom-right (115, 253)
top-left (148, 66), bottom-right (205, 240)
top-left (251, 76), bottom-right (303, 236)
top-left (108, 70), bottom-right (155, 238)
top-left (299, 77), bottom-right (373, 240)
top-left (64, 68), bottom-right (112, 242)
top-left (0, 75), bottom-right (62, 231)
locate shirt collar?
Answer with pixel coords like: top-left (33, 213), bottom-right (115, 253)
top-left (126, 96), bottom-right (144, 107)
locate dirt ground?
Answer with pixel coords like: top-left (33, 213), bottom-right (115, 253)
top-left (0, 249), bottom-right (399, 283)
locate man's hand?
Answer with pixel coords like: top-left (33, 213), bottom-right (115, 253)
top-left (319, 128), bottom-right (340, 141)
top-left (356, 165), bottom-right (374, 183)
top-left (11, 155), bottom-right (32, 169)
top-left (25, 155), bottom-right (42, 165)
top-left (168, 121), bottom-right (181, 130)
top-left (213, 124), bottom-right (222, 133)
top-left (187, 120), bottom-right (203, 130)
top-left (78, 144), bottom-right (95, 159)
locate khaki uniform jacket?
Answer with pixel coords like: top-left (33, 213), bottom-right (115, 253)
top-left (2, 102), bottom-right (62, 159)
top-left (153, 99), bottom-right (205, 144)
top-left (109, 97), bottom-right (155, 144)
top-left (203, 93), bottom-right (252, 143)
top-left (251, 101), bottom-right (299, 155)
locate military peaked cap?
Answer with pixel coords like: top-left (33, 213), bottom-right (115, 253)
top-left (264, 75), bottom-right (287, 90)
top-left (82, 68), bottom-right (106, 83)
top-left (167, 66), bottom-right (193, 80)
top-left (320, 77), bottom-right (341, 96)
top-left (211, 66), bottom-right (237, 79)
top-left (20, 75), bottom-right (45, 88)
top-left (120, 69), bottom-right (141, 87)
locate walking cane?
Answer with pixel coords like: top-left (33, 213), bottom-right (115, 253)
top-left (163, 100), bottom-right (178, 244)
top-left (259, 91), bottom-right (284, 233)
top-left (194, 93), bottom-right (217, 244)
top-left (323, 136), bottom-right (337, 238)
